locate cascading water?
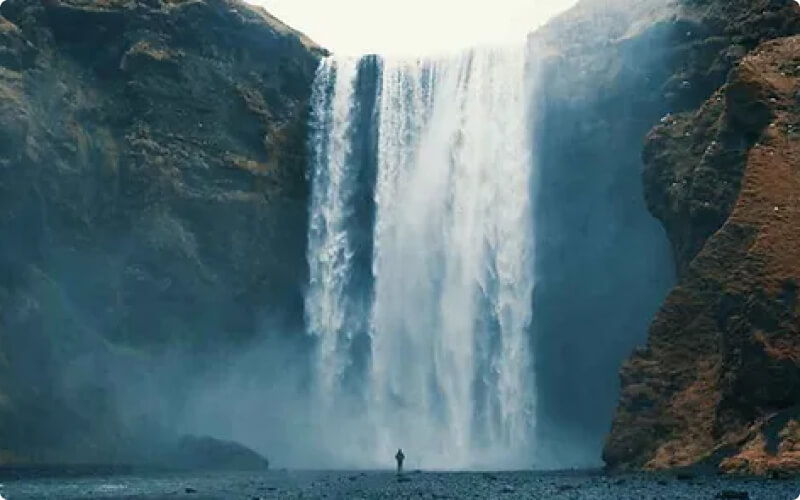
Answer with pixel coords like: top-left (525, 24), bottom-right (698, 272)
top-left (306, 45), bottom-right (537, 469)
top-left (306, 57), bottom-right (362, 409)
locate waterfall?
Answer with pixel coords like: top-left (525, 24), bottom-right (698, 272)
top-left (306, 45), bottom-right (537, 469)
top-left (306, 57), bottom-right (361, 407)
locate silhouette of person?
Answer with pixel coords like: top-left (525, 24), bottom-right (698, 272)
top-left (395, 448), bottom-right (405, 473)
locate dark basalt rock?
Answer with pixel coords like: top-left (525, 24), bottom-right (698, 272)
top-left (0, 0), bottom-right (323, 465)
top-left (169, 435), bottom-right (269, 471)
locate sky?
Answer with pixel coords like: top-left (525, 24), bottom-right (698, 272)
top-left (250, 0), bottom-right (578, 56)
top-left (0, 0), bottom-right (576, 55)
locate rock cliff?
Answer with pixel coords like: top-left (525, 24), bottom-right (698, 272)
top-left (528, 0), bottom-right (800, 464)
top-left (0, 0), bottom-right (322, 465)
top-left (602, 0), bottom-right (800, 474)
top-left (2, 0), bottom-right (800, 474)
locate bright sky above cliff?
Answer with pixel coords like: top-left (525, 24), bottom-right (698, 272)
top-left (250, 0), bottom-right (578, 56)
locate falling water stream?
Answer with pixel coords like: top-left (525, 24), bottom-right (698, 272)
top-left (306, 45), bottom-right (537, 469)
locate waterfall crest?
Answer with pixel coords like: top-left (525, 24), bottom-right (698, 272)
top-left (306, 45), bottom-right (537, 469)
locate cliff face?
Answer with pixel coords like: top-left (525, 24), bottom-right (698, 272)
top-left (603, 1), bottom-right (800, 474)
top-left (527, 0), bottom-right (800, 465)
top-left (527, 0), bottom-right (680, 462)
top-left (0, 0), bottom-right (322, 464)
top-left (2, 0), bottom-right (798, 474)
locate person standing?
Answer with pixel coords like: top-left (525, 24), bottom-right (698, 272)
top-left (395, 448), bottom-right (405, 473)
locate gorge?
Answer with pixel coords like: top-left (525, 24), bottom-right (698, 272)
top-left (0, 0), bottom-right (799, 479)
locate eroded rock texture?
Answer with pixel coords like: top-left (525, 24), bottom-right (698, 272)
top-left (528, 0), bottom-right (800, 465)
top-left (605, 1), bottom-right (800, 474)
top-left (0, 0), bottom-right (322, 464)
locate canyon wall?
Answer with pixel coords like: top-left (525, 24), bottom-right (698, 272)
top-left (599, 0), bottom-right (800, 474)
top-left (0, 0), bottom-right (322, 464)
top-left (1, 0), bottom-right (800, 472)
top-left (527, 0), bottom-right (800, 470)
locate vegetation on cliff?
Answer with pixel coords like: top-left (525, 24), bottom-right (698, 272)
top-left (0, 0), bottom-right (322, 465)
top-left (604, 0), bottom-right (800, 474)
top-left (1, 0), bottom-right (799, 475)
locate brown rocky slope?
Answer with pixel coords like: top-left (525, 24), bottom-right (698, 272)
top-left (528, 0), bottom-right (800, 462)
top-left (604, 4), bottom-right (800, 475)
top-left (0, 0), bottom-right (322, 465)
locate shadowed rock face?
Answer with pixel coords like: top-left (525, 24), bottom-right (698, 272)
top-left (168, 435), bottom-right (270, 470)
top-left (603, 2), bottom-right (800, 474)
top-left (526, 0), bottom-right (800, 466)
top-left (1, 0), bottom-right (799, 474)
top-left (527, 0), bottom-right (680, 464)
top-left (0, 0), bottom-right (322, 465)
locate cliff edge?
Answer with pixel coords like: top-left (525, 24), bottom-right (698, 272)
top-left (0, 0), bottom-right (322, 465)
top-left (528, 0), bottom-right (800, 465)
top-left (604, 1), bottom-right (800, 474)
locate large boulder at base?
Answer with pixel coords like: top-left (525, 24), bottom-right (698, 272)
top-left (168, 435), bottom-right (270, 471)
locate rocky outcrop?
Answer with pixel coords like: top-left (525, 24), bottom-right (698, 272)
top-left (167, 435), bottom-right (270, 471)
top-left (528, 0), bottom-right (800, 463)
top-left (604, 2), bottom-right (800, 474)
top-left (2, 0), bottom-right (798, 475)
top-left (0, 0), bottom-right (322, 465)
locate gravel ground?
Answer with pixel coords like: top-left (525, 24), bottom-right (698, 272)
top-left (0, 469), bottom-right (798, 499)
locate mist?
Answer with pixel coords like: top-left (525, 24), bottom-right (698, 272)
top-left (179, 333), bottom-right (325, 468)
top-left (0, 0), bottom-right (682, 473)
top-left (122, 0), bottom-right (677, 470)
top-left (527, 0), bottom-right (679, 467)
top-left (189, 0), bottom-right (678, 471)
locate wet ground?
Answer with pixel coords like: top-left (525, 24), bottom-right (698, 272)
top-left (0, 468), bottom-right (798, 499)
